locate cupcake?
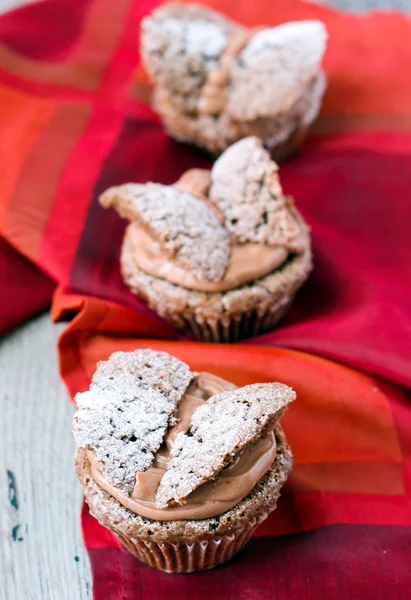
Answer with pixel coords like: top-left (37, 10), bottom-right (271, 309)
top-left (141, 3), bottom-right (327, 159)
top-left (74, 349), bottom-right (295, 573)
top-left (100, 136), bottom-right (312, 342)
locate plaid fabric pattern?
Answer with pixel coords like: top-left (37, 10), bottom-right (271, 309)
top-left (1, 0), bottom-right (411, 597)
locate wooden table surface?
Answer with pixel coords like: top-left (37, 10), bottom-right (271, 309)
top-left (0, 1), bottom-right (409, 599)
top-left (1, 316), bottom-right (91, 600)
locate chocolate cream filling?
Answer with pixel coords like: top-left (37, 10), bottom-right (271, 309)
top-left (198, 28), bottom-right (256, 116)
top-left (126, 168), bottom-right (304, 293)
top-left (128, 225), bottom-right (289, 293)
top-left (89, 372), bottom-right (277, 520)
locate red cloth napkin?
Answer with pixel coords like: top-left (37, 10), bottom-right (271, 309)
top-left (1, 0), bottom-right (411, 598)
top-left (0, 235), bottom-right (54, 335)
top-left (54, 293), bottom-right (411, 599)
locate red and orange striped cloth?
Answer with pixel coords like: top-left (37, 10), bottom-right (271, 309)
top-left (1, 0), bottom-right (411, 598)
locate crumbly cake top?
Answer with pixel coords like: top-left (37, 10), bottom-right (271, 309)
top-left (209, 137), bottom-right (303, 247)
top-left (73, 350), bottom-right (296, 510)
top-left (100, 182), bottom-right (230, 282)
top-left (228, 21), bottom-right (328, 120)
top-left (100, 137), bottom-right (306, 284)
top-left (141, 3), bottom-right (326, 121)
top-left (77, 423), bottom-right (293, 542)
top-left (73, 350), bottom-right (193, 493)
top-left (155, 382), bottom-right (295, 508)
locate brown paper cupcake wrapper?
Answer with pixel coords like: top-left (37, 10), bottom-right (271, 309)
top-left (269, 124), bottom-right (309, 163)
top-left (180, 298), bottom-right (294, 343)
top-left (114, 511), bottom-right (267, 574)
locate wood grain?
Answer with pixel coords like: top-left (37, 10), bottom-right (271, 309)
top-left (0, 315), bottom-right (91, 600)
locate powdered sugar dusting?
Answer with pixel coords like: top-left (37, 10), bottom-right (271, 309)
top-left (73, 350), bottom-right (193, 494)
top-left (229, 21), bottom-right (328, 119)
top-left (141, 4), bottom-right (235, 115)
top-left (151, 17), bottom-right (226, 61)
top-left (155, 382), bottom-right (295, 508)
top-left (100, 182), bottom-right (230, 282)
top-left (242, 21), bottom-right (326, 63)
top-left (209, 137), bottom-right (303, 248)
top-left (185, 21), bottom-right (226, 57)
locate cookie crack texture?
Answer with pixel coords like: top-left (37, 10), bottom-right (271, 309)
top-left (100, 182), bottom-right (231, 282)
top-left (155, 382), bottom-right (295, 508)
top-left (73, 350), bottom-right (193, 494)
top-left (141, 3), bottom-right (237, 115)
top-left (209, 137), bottom-right (303, 247)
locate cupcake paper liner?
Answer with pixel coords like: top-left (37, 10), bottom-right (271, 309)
top-left (269, 124), bottom-right (309, 162)
top-left (181, 298), bottom-right (294, 343)
top-left (114, 511), bottom-right (268, 573)
top-left (76, 427), bottom-right (293, 575)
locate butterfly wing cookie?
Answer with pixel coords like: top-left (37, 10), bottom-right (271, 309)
top-left (73, 350), bottom-right (193, 493)
top-left (100, 182), bottom-right (231, 283)
top-left (228, 21), bottom-right (327, 121)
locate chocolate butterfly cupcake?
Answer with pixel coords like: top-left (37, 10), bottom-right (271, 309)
top-left (141, 3), bottom-right (327, 159)
top-left (74, 349), bottom-right (294, 573)
top-left (100, 137), bottom-right (312, 342)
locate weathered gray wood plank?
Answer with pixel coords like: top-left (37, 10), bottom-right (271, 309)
top-left (319, 0), bottom-right (411, 12)
top-left (0, 315), bottom-right (91, 600)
